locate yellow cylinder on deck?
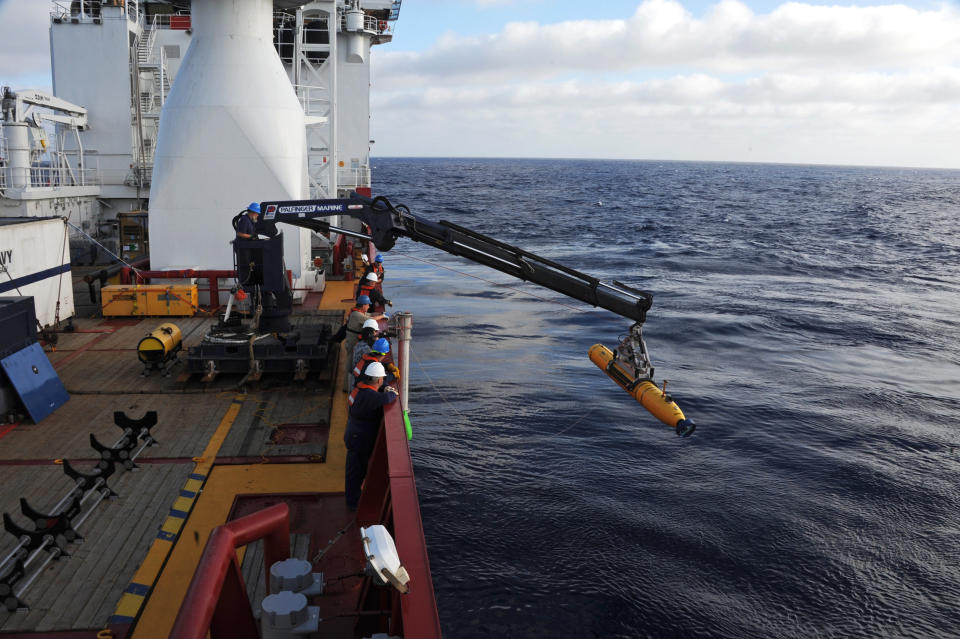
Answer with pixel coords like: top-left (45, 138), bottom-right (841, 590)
top-left (137, 323), bottom-right (183, 365)
top-left (588, 344), bottom-right (686, 429)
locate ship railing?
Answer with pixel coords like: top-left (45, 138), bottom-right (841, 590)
top-left (352, 398), bottom-right (443, 637)
top-left (146, 10), bottom-right (192, 31)
top-left (1, 164), bottom-right (100, 190)
top-left (276, 20), bottom-right (332, 66)
top-left (0, 128), bottom-right (5, 193)
top-left (337, 166), bottom-right (372, 189)
top-left (294, 84), bottom-right (330, 118)
top-left (171, 503), bottom-right (291, 639)
top-left (142, 14), bottom-right (162, 63)
top-left (50, 1), bottom-right (137, 23)
top-left (340, 13), bottom-right (392, 35)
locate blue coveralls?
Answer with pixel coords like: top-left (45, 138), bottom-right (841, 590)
top-left (236, 213), bottom-right (257, 237)
top-left (344, 383), bottom-right (397, 509)
top-left (235, 214), bottom-right (257, 275)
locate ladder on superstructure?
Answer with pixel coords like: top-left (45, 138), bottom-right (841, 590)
top-left (292, 4), bottom-right (337, 199)
top-left (130, 18), bottom-right (171, 187)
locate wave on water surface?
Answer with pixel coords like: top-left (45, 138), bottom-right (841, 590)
top-left (372, 158), bottom-right (960, 639)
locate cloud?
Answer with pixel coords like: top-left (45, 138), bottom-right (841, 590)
top-left (0, 0), bottom-right (53, 84)
top-left (368, 1), bottom-right (960, 167)
top-left (373, 0), bottom-right (960, 86)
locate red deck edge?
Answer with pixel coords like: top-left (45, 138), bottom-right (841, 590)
top-left (357, 401), bottom-right (443, 638)
top-left (170, 503), bottom-right (290, 638)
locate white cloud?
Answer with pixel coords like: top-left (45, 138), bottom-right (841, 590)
top-left (374, 0), bottom-right (960, 86)
top-left (370, 1), bottom-right (960, 167)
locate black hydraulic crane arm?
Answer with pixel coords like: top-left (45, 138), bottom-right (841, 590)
top-left (256, 192), bottom-right (696, 437)
top-left (258, 193), bottom-right (653, 325)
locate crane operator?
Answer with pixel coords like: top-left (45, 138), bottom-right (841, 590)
top-left (235, 202), bottom-right (261, 239)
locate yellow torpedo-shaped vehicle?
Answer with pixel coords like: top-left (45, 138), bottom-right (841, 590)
top-left (589, 343), bottom-right (696, 437)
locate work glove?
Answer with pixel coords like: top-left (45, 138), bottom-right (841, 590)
top-left (387, 364), bottom-right (400, 377)
top-left (386, 300), bottom-right (393, 307)
top-left (385, 386), bottom-right (399, 395)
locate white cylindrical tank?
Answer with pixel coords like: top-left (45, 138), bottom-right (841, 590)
top-left (345, 7), bottom-right (367, 62)
top-left (5, 123), bottom-right (32, 189)
top-left (148, 0), bottom-right (310, 291)
top-left (345, 7), bottom-right (364, 31)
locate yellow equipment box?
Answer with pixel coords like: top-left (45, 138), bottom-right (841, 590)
top-left (101, 285), bottom-right (198, 317)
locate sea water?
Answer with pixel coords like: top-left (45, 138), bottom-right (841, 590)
top-left (372, 158), bottom-right (960, 638)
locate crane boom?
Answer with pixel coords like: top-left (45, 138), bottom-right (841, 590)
top-left (258, 193), bottom-right (652, 324)
top-left (253, 192), bottom-right (695, 437)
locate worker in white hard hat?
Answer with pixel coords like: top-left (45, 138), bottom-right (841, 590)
top-left (351, 318), bottom-right (382, 382)
top-left (344, 360), bottom-right (398, 511)
top-left (356, 270), bottom-right (390, 309)
top-left (338, 295), bottom-right (386, 391)
top-left (361, 253), bottom-right (385, 285)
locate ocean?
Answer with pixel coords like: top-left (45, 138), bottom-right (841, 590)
top-left (371, 158), bottom-right (960, 638)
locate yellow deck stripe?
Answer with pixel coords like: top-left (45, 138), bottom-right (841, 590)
top-left (126, 281), bottom-right (357, 635)
top-left (111, 395), bottom-right (246, 624)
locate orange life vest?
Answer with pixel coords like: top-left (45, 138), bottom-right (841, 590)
top-left (348, 382), bottom-right (379, 406)
top-left (353, 352), bottom-right (384, 379)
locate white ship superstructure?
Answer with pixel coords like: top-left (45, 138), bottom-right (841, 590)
top-left (0, 0), bottom-right (400, 317)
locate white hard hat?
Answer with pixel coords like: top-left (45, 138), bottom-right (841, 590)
top-left (364, 361), bottom-right (386, 378)
top-left (362, 319), bottom-right (379, 330)
top-left (365, 272), bottom-right (378, 282)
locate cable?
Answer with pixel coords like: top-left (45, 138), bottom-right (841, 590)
top-left (312, 518), bottom-right (356, 564)
top-left (54, 215), bottom-right (70, 326)
top-left (65, 221), bottom-right (142, 274)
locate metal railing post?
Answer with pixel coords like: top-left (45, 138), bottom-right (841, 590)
top-left (396, 312), bottom-right (412, 412)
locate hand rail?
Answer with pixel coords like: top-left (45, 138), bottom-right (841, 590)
top-left (170, 503), bottom-right (291, 639)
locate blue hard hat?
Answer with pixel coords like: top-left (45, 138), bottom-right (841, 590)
top-left (357, 295), bottom-right (371, 305)
top-left (247, 202), bottom-right (261, 214)
top-left (372, 338), bottom-right (390, 353)
top-left (375, 254), bottom-right (384, 263)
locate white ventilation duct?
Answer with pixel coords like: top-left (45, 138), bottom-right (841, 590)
top-left (148, 0), bottom-right (310, 297)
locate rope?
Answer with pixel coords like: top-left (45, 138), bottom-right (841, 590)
top-left (55, 215), bottom-right (70, 326)
top-left (311, 518), bottom-right (356, 564)
top-left (66, 221), bottom-right (142, 274)
top-left (390, 251), bottom-right (601, 316)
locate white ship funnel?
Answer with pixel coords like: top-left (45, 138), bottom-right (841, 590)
top-left (148, 0), bottom-right (310, 285)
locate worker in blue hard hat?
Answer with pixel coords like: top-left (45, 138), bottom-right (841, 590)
top-left (352, 337), bottom-right (399, 384)
top-left (363, 253), bottom-right (385, 282)
top-left (344, 360), bottom-right (398, 511)
top-left (233, 202), bottom-right (262, 284)
top-left (350, 319), bottom-right (381, 381)
top-left (235, 202), bottom-right (261, 239)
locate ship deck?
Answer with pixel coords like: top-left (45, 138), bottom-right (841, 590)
top-left (0, 280), bottom-right (439, 638)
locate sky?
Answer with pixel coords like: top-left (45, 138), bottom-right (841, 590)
top-left (2, 0), bottom-right (959, 168)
